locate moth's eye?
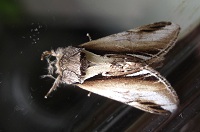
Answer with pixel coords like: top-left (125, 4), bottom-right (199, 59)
top-left (49, 56), bottom-right (56, 62)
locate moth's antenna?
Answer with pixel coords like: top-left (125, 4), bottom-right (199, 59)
top-left (41, 51), bottom-right (52, 60)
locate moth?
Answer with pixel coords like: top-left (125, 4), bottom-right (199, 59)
top-left (41, 22), bottom-right (180, 114)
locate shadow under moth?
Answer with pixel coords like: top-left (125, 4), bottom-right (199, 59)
top-left (41, 22), bottom-right (180, 114)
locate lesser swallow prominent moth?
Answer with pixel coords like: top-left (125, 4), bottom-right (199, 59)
top-left (41, 22), bottom-right (180, 114)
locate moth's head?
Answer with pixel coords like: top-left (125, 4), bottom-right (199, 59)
top-left (41, 49), bottom-right (60, 76)
top-left (41, 47), bottom-right (85, 98)
top-left (41, 46), bottom-right (87, 84)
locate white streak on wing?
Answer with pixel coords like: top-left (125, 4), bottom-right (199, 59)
top-left (89, 89), bottom-right (130, 103)
top-left (126, 69), bottom-right (151, 76)
top-left (126, 68), bottom-right (168, 89)
top-left (125, 68), bottom-right (177, 112)
top-left (128, 91), bottom-right (177, 112)
top-left (128, 54), bottom-right (151, 60)
top-left (87, 87), bottom-right (177, 113)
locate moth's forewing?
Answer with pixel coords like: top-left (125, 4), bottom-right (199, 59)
top-left (80, 22), bottom-right (180, 65)
top-left (77, 67), bottom-right (179, 114)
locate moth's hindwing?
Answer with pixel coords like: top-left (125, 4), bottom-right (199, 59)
top-left (80, 22), bottom-right (180, 65)
top-left (77, 66), bottom-right (179, 114)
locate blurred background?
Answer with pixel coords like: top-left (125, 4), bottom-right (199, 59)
top-left (1, 0), bottom-right (200, 131)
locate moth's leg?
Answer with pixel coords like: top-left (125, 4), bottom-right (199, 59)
top-left (41, 75), bottom-right (56, 80)
top-left (86, 33), bottom-right (92, 41)
top-left (45, 75), bottom-right (61, 98)
top-left (87, 92), bottom-right (92, 97)
top-left (47, 59), bottom-right (56, 75)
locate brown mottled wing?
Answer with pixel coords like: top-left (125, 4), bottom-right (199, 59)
top-left (80, 22), bottom-right (180, 65)
top-left (77, 66), bottom-right (179, 114)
